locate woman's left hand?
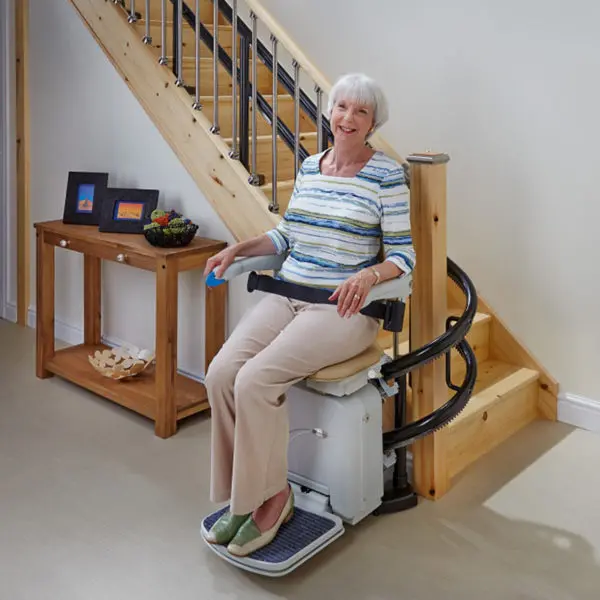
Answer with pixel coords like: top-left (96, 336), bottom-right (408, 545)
top-left (329, 270), bottom-right (376, 318)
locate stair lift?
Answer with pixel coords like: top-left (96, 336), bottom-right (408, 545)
top-left (201, 254), bottom-right (478, 577)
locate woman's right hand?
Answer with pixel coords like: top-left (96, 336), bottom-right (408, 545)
top-left (204, 245), bottom-right (238, 278)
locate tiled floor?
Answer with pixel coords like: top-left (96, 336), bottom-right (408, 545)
top-left (1, 318), bottom-right (599, 600)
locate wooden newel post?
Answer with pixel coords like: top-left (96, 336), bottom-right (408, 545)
top-left (407, 152), bottom-right (450, 499)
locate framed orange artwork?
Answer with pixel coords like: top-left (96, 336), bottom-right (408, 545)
top-left (99, 187), bottom-right (159, 234)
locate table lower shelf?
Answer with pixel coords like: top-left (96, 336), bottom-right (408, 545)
top-left (46, 343), bottom-right (210, 421)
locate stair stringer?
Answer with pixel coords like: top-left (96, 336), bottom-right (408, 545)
top-left (67, 0), bottom-right (279, 242)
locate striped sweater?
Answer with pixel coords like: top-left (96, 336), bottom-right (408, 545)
top-left (265, 150), bottom-right (415, 290)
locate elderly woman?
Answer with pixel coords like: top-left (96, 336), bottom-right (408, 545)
top-left (202, 73), bottom-right (415, 557)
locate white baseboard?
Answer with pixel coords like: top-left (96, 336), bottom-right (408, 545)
top-left (558, 393), bottom-right (600, 433)
top-left (26, 306), bottom-right (85, 346)
top-left (3, 301), bottom-right (17, 323)
top-left (6, 304), bottom-right (204, 383)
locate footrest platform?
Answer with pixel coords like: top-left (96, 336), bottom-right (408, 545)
top-left (201, 503), bottom-right (344, 577)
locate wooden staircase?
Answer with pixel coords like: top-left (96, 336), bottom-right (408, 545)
top-left (67, 0), bottom-right (559, 500)
top-left (131, 3), bottom-right (316, 211)
top-left (379, 291), bottom-right (557, 496)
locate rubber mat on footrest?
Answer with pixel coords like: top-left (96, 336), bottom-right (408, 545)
top-left (201, 504), bottom-right (344, 576)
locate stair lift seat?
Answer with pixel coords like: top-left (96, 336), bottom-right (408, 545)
top-left (201, 254), bottom-right (411, 577)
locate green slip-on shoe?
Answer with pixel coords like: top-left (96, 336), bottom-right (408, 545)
top-left (227, 491), bottom-right (294, 557)
top-left (203, 511), bottom-right (251, 545)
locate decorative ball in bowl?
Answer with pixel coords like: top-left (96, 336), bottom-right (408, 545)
top-left (88, 346), bottom-right (155, 380)
top-left (144, 209), bottom-right (199, 248)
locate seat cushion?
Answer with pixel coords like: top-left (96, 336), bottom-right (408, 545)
top-left (307, 343), bottom-right (384, 383)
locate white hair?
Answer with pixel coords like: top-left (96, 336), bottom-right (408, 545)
top-left (326, 73), bottom-right (389, 136)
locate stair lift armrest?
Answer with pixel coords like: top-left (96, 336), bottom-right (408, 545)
top-left (209, 254), bottom-right (287, 283)
top-left (363, 274), bottom-right (412, 305)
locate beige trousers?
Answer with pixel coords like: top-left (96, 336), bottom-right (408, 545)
top-left (204, 293), bottom-right (379, 515)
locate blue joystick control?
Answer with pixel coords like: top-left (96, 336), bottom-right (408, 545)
top-left (206, 271), bottom-right (227, 288)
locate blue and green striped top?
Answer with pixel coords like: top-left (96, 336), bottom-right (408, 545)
top-left (265, 150), bottom-right (415, 290)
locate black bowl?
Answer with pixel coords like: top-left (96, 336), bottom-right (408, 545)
top-left (144, 223), bottom-right (199, 248)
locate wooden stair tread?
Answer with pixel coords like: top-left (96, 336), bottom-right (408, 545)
top-left (142, 20), bottom-right (232, 29)
top-left (223, 132), bottom-right (317, 143)
top-left (199, 94), bottom-right (294, 103)
top-left (172, 56), bottom-right (252, 64)
top-left (261, 180), bottom-right (295, 192)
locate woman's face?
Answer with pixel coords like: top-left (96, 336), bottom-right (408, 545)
top-left (330, 98), bottom-right (375, 146)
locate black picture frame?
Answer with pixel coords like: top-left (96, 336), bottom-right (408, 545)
top-left (62, 171), bottom-right (109, 225)
top-left (99, 187), bottom-right (159, 234)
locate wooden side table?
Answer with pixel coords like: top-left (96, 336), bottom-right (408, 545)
top-left (34, 219), bottom-right (228, 438)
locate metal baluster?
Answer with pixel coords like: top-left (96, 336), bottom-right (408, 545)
top-left (142, 0), bottom-right (152, 43)
top-left (316, 86), bottom-right (323, 153)
top-left (175, 0), bottom-right (184, 86)
top-left (270, 35), bottom-right (279, 213)
top-left (158, 0), bottom-right (168, 65)
top-left (239, 37), bottom-right (250, 170)
top-left (293, 60), bottom-right (300, 178)
top-left (229, 0), bottom-right (239, 157)
top-left (248, 12), bottom-right (260, 184)
top-left (128, 0), bottom-right (137, 23)
top-left (192, 0), bottom-right (202, 109)
top-left (210, 0), bottom-right (220, 133)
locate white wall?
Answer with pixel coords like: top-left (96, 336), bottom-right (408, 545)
top-left (0, 0), bottom-right (7, 318)
top-left (1, 0), bottom-right (17, 320)
top-left (22, 0), bottom-right (261, 379)
top-left (259, 0), bottom-right (600, 402)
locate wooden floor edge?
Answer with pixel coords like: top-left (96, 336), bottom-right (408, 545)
top-left (66, 0), bottom-right (279, 242)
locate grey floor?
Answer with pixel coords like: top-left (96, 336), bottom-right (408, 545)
top-left (1, 318), bottom-right (599, 600)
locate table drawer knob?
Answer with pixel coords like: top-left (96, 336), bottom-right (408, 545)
top-left (59, 239), bottom-right (69, 248)
top-left (116, 253), bottom-right (127, 263)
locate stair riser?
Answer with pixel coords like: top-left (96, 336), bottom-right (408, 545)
top-left (140, 0), bottom-right (226, 25)
top-left (138, 22), bottom-right (234, 54)
top-left (444, 380), bottom-right (538, 479)
top-left (446, 318), bottom-right (491, 385)
top-left (199, 98), bottom-right (316, 138)
top-left (180, 61), bottom-right (283, 96)
top-left (252, 135), bottom-right (319, 184)
top-left (261, 182), bottom-right (295, 212)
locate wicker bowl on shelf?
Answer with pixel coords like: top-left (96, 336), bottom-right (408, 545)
top-left (143, 209), bottom-right (199, 248)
